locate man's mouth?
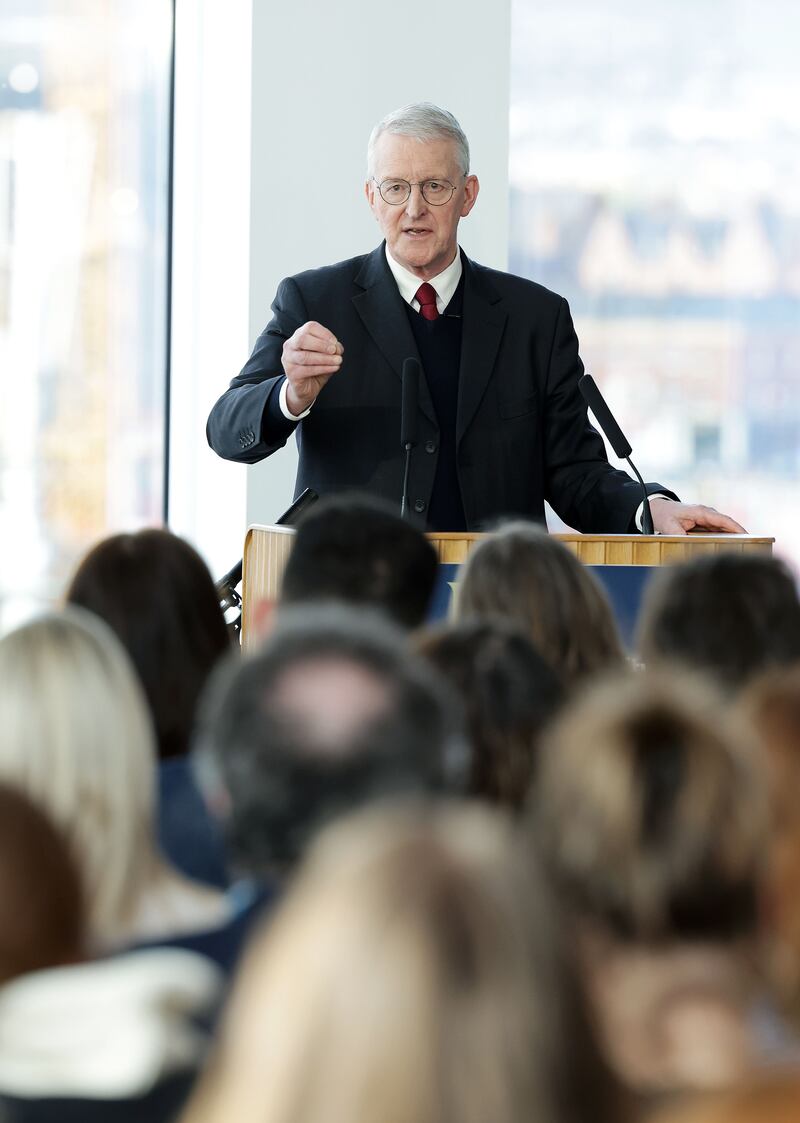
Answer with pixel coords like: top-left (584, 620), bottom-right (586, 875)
top-left (403, 227), bottom-right (430, 236)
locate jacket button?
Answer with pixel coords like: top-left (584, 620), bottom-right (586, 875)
top-left (424, 440), bottom-right (437, 454)
top-left (414, 499), bottom-right (426, 514)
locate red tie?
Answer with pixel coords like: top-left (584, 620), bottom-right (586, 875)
top-left (415, 283), bottom-right (439, 321)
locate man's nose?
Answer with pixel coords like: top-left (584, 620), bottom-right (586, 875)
top-left (404, 184), bottom-right (428, 217)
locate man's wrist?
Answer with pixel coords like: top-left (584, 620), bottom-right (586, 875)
top-left (636, 494), bottom-right (672, 533)
top-left (280, 378), bottom-right (314, 421)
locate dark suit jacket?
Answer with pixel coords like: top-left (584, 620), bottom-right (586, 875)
top-left (206, 245), bottom-right (673, 532)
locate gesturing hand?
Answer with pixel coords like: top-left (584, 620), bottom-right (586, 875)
top-left (282, 321), bottom-right (344, 415)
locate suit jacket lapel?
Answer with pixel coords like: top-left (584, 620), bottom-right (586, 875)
top-left (456, 255), bottom-right (507, 444)
top-left (352, 245), bottom-right (437, 426)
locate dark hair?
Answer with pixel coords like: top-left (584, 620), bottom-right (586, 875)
top-left (534, 669), bottom-right (764, 944)
top-left (196, 604), bottom-right (465, 876)
top-left (66, 528), bottom-right (232, 759)
top-left (0, 783), bottom-right (85, 983)
top-left (280, 492), bottom-right (438, 629)
top-left (457, 522), bottom-right (625, 686)
top-left (637, 553), bottom-right (800, 693)
top-left (416, 619), bottom-right (564, 811)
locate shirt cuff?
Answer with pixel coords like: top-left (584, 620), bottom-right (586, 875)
top-left (279, 377), bottom-right (313, 420)
top-left (635, 494), bottom-right (672, 533)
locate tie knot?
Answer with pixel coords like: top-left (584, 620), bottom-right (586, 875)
top-left (415, 283), bottom-right (439, 321)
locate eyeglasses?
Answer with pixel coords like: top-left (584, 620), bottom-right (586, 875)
top-left (373, 177), bottom-right (460, 206)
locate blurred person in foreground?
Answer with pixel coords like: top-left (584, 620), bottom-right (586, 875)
top-left (252, 491), bottom-right (439, 638)
top-left (0, 608), bottom-right (227, 954)
top-left (0, 783), bottom-right (221, 1123)
top-left (66, 528), bottom-right (233, 888)
top-left (415, 617), bottom-right (564, 811)
top-left (637, 553), bottom-right (800, 695)
top-left (740, 667), bottom-right (800, 1036)
top-left (652, 1074), bottom-right (800, 1123)
top-left (189, 603), bottom-right (465, 971)
top-left (180, 802), bottom-right (626, 1123)
top-left (533, 668), bottom-right (780, 1106)
top-left (456, 521), bottom-right (626, 688)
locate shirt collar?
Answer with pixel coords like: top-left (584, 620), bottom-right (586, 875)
top-left (384, 245), bottom-right (463, 314)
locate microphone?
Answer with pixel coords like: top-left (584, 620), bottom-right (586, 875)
top-left (579, 373), bottom-right (654, 535)
top-left (400, 358), bottom-right (420, 518)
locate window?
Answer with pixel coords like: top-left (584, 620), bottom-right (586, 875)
top-left (510, 0), bottom-right (800, 565)
top-left (0, 0), bottom-right (173, 630)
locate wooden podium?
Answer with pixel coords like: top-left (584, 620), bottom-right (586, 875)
top-left (240, 526), bottom-right (773, 649)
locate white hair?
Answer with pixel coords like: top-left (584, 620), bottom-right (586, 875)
top-left (367, 102), bottom-right (470, 178)
top-left (0, 607), bottom-right (161, 947)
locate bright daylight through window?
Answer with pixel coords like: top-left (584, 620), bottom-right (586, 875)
top-left (510, 0), bottom-right (800, 566)
top-left (0, 1), bottom-right (173, 631)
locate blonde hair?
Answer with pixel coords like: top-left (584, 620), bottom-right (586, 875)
top-left (183, 802), bottom-right (619, 1123)
top-left (0, 608), bottom-right (161, 946)
top-left (534, 668), bottom-right (764, 941)
top-left (457, 523), bottom-right (625, 687)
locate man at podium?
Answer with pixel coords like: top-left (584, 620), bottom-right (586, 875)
top-left (206, 103), bottom-right (744, 537)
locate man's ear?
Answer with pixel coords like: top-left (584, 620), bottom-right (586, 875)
top-left (460, 174), bottom-right (480, 218)
top-left (365, 178), bottom-right (379, 220)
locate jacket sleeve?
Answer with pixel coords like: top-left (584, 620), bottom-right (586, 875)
top-left (205, 277), bottom-right (307, 464)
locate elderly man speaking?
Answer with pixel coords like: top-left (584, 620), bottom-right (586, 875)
top-left (207, 102), bottom-right (744, 536)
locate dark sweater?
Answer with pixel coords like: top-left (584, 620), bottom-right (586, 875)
top-left (405, 280), bottom-right (466, 531)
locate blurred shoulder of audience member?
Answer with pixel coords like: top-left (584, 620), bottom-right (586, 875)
top-left (0, 608), bottom-right (226, 954)
top-left (415, 618), bottom-right (564, 811)
top-left (195, 603), bottom-right (466, 884)
top-left (456, 521), bottom-right (626, 687)
top-left (637, 553), bottom-right (800, 694)
top-left (651, 1074), bottom-right (800, 1123)
top-left (0, 783), bottom-right (84, 985)
top-left (65, 528), bottom-right (232, 889)
top-left (533, 668), bottom-right (769, 1099)
top-left (0, 785), bottom-right (222, 1123)
top-left (180, 802), bottom-right (626, 1123)
top-left (740, 667), bottom-right (800, 1031)
top-left (277, 492), bottom-right (439, 629)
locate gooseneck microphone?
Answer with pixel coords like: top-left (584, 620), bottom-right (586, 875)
top-left (578, 373), bottom-right (654, 535)
top-left (400, 357), bottom-right (420, 519)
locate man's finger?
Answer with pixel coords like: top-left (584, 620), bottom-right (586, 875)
top-left (286, 346), bottom-right (343, 369)
top-left (296, 321), bottom-right (342, 354)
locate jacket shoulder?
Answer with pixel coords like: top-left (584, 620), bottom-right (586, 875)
top-left (468, 259), bottom-right (567, 311)
top-left (286, 251), bottom-right (374, 293)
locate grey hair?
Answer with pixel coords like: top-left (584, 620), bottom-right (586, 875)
top-left (367, 102), bottom-right (470, 178)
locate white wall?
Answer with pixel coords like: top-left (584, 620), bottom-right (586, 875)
top-left (171, 0), bottom-right (512, 573)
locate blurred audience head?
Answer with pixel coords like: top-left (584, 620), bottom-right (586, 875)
top-left (182, 802), bottom-right (622, 1123)
top-left (415, 618), bottom-right (564, 811)
top-left (0, 783), bottom-right (85, 985)
top-left (456, 521), bottom-right (625, 687)
top-left (0, 607), bottom-right (161, 947)
top-left (535, 668), bottom-right (762, 944)
top-left (279, 492), bottom-right (438, 629)
top-left (65, 528), bottom-right (232, 760)
top-left (196, 604), bottom-right (466, 878)
top-left (740, 666), bottom-right (800, 1026)
top-left (637, 553), bottom-right (800, 694)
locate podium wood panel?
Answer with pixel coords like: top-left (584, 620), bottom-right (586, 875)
top-left (242, 527), bottom-right (773, 648)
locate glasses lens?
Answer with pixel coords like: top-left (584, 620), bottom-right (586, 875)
top-left (422, 180), bottom-right (455, 205)
top-left (379, 180), bottom-right (410, 205)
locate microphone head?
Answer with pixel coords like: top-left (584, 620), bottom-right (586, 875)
top-left (579, 372), bottom-right (632, 460)
top-left (401, 357), bottom-right (421, 448)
